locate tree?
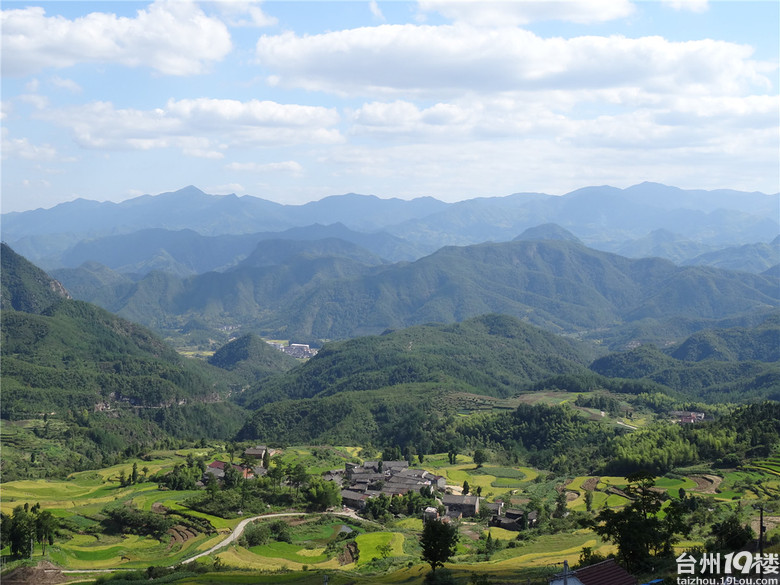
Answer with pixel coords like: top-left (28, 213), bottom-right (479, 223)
top-left (131, 462), bottom-right (139, 485)
top-left (462, 480), bottom-right (470, 495)
top-left (8, 506), bottom-right (34, 559)
top-left (305, 478), bottom-right (341, 511)
top-left (206, 473), bottom-right (219, 501)
top-left (420, 519), bottom-right (459, 573)
top-left (377, 541), bottom-right (393, 559)
top-left (584, 490), bottom-right (593, 513)
top-left (268, 460), bottom-right (285, 493)
top-left (262, 450), bottom-right (270, 469)
top-left (448, 449), bottom-right (458, 465)
top-left (473, 449), bottom-right (487, 468)
top-left (34, 510), bottom-right (56, 554)
top-left (593, 472), bottom-right (689, 572)
top-left (554, 490), bottom-right (568, 518)
top-left (290, 463), bottom-right (309, 497)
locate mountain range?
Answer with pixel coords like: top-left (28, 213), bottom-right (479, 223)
top-left (2, 243), bottom-right (778, 479)
top-left (50, 234), bottom-right (779, 350)
top-left (4, 183), bottom-right (778, 272)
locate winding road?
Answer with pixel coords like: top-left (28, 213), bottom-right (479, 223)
top-left (62, 509), bottom-right (372, 575)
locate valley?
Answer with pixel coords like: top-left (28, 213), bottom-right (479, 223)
top-left (1, 183), bottom-right (779, 584)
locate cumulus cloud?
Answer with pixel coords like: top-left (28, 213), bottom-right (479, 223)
top-left (1, 1), bottom-right (232, 76)
top-left (255, 24), bottom-right (771, 99)
top-left (417, 0), bottom-right (635, 26)
top-left (38, 98), bottom-right (342, 155)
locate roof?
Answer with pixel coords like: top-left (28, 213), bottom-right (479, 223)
top-left (574, 559), bottom-right (637, 585)
top-left (442, 494), bottom-right (479, 506)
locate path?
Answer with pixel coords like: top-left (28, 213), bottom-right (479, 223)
top-left (62, 509), bottom-right (377, 574)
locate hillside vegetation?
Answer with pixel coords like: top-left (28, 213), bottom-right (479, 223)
top-left (53, 238), bottom-right (779, 349)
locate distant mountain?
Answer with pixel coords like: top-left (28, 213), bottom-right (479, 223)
top-left (388, 183), bottom-right (778, 253)
top-left (681, 237), bottom-right (780, 273)
top-left (4, 183), bottom-right (776, 267)
top-left (49, 223), bottom-right (423, 277)
top-left (514, 223), bottom-right (582, 243)
top-left (669, 315), bottom-right (780, 362)
top-left (53, 238), bottom-right (780, 349)
top-left (236, 238), bottom-right (385, 268)
top-left (589, 327), bottom-right (780, 403)
top-left (614, 229), bottom-right (711, 264)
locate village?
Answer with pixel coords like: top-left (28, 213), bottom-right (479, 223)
top-left (203, 445), bottom-right (541, 533)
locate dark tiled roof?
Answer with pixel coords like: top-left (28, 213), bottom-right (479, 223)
top-left (575, 559), bottom-right (637, 585)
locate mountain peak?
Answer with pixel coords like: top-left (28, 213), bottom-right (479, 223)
top-left (514, 223), bottom-right (582, 244)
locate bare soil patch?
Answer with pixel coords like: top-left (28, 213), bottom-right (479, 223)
top-left (689, 475), bottom-right (723, 494)
top-left (752, 516), bottom-right (780, 536)
top-left (339, 541), bottom-right (358, 565)
top-left (2, 561), bottom-right (66, 585)
top-left (582, 477), bottom-right (599, 491)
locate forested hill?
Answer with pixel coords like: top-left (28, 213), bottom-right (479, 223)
top-left (238, 314), bottom-right (598, 410)
top-left (1, 243), bottom-right (70, 313)
top-left (208, 333), bottom-right (299, 383)
top-left (52, 238), bottom-right (780, 348)
top-left (0, 245), bottom-right (250, 478)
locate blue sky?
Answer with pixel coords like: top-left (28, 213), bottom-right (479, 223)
top-left (2, 0), bottom-right (778, 213)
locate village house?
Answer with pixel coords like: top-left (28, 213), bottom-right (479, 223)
top-left (337, 460), bottom-right (444, 512)
top-left (441, 494), bottom-right (480, 518)
top-left (243, 445), bottom-right (267, 460)
top-left (488, 506), bottom-right (538, 531)
top-left (204, 460), bottom-right (254, 482)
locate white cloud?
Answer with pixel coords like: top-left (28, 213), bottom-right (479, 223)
top-left (38, 98), bottom-right (343, 154)
top-left (255, 25), bottom-right (772, 99)
top-left (50, 76), bottom-right (82, 93)
top-left (417, 0), bottom-right (635, 26)
top-left (369, 0), bottom-right (385, 21)
top-left (226, 160), bottom-right (304, 173)
top-left (215, 0), bottom-right (278, 27)
top-left (1, 1), bottom-right (232, 76)
top-left (1, 129), bottom-right (58, 160)
top-left (661, 0), bottom-right (709, 13)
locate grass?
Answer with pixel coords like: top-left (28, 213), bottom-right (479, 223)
top-left (355, 532), bottom-right (405, 565)
top-left (249, 541), bottom-right (330, 564)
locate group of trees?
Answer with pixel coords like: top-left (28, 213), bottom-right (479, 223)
top-left (0, 503), bottom-right (58, 558)
top-left (185, 456), bottom-right (340, 518)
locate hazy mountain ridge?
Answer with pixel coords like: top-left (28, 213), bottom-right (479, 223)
top-left (4, 183), bottom-right (777, 270)
top-left (51, 237), bottom-right (780, 349)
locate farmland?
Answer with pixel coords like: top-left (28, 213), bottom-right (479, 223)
top-left (2, 443), bottom-right (779, 585)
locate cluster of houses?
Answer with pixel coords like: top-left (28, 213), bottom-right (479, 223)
top-left (672, 410), bottom-right (705, 424)
top-left (267, 341), bottom-right (318, 359)
top-left (334, 460), bottom-right (446, 510)
top-left (202, 445), bottom-right (269, 483)
top-left (331, 460), bottom-right (535, 531)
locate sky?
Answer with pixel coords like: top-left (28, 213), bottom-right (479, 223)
top-left (1, 0), bottom-right (778, 213)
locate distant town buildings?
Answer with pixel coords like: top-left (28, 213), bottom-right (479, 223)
top-left (267, 341), bottom-right (318, 359)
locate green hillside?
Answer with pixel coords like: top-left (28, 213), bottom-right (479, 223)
top-left (239, 314), bottom-right (598, 409)
top-left (53, 239), bottom-right (780, 348)
top-left (208, 333), bottom-right (299, 383)
top-left (0, 245), bottom-right (248, 479)
top-left (1, 243), bottom-right (70, 313)
top-left (589, 318), bottom-right (780, 402)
